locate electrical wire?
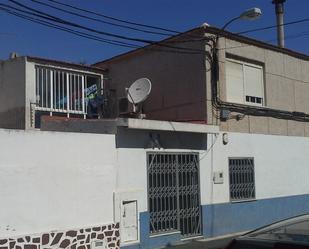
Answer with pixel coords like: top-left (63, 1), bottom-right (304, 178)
top-left (169, 15), bottom-right (309, 45)
top-left (3, 2), bottom-right (309, 124)
top-left (210, 35), bottom-right (309, 123)
top-left (0, 5), bottom-right (140, 48)
top-left (199, 133), bottom-right (218, 162)
top-left (45, 0), bottom-right (180, 35)
top-left (7, 1), bottom-right (309, 55)
top-left (238, 17), bottom-right (309, 35)
top-left (218, 29), bottom-right (309, 51)
top-left (42, 0), bottom-right (207, 41)
top-left (30, 0), bottom-right (175, 37)
top-left (162, 17), bottom-right (309, 44)
top-left (0, 5), bottom-right (203, 55)
top-left (7, 0), bottom-right (206, 54)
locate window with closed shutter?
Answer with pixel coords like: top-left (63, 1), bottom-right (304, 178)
top-left (226, 59), bottom-right (264, 106)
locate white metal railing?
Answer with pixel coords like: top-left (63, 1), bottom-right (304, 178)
top-left (35, 66), bottom-right (101, 117)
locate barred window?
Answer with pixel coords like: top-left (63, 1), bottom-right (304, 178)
top-left (229, 158), bottom-right (256, 202)
top-left (35, 66), bottom-right (101, 115)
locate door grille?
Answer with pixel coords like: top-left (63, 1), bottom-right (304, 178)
top-left (148, 153), bottom-right (201, 238)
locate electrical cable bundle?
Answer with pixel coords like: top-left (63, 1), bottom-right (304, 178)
top-left (2, 0), bottom-right (309, 123)
top-left (210, 36), bottom-right (309, 122)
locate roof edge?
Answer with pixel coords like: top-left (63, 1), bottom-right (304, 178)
top-left (205, 26), bottom-right (308, 61)
top-left (93, 27), bottom-right (202, 66)
top-left (26, 55), bottom-right (107, 73)
top-left (93, 26), bottom-right (308, 67)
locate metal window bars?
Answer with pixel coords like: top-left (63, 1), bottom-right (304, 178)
top-left (148, 153), bottom-right (201, 238)
top-left (229, 158), bottom-right (256, 201)
top-left (35, 66), bottom-right (101, 117)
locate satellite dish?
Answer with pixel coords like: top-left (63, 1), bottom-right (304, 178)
top-left (127, 78), bottom-right (152, 104)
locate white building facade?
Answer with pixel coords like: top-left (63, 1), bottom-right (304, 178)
top-left (94, 26), bottom-right (309, 249)
top-left (1, 25), bottom-right (309, 249)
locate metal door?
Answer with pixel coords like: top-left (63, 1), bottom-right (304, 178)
top-left (148, 153), bottom-right (201, 238)
top-left (121, 200), bottom-right (138, 242)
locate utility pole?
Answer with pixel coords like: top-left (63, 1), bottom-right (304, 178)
top-left (272, 0), bottom-right (286, 48)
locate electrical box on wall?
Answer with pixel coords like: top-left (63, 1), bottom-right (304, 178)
top-left (213, 171), bottom-right (224, 184)
top-left (121, 200), bottom-right (138, 242)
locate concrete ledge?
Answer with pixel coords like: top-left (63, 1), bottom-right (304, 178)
top-left (40, 116), bottom-right (117, 134)
top-left (40, 116), bottom-right (219, 135)
top-left (117, 118), bottom-right (219, 134)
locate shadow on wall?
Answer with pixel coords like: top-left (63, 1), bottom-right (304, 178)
top-left (115, 128), bottom-right (208, 150)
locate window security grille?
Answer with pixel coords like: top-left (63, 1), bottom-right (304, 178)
top-left (229, 158), bottom-right (255, 201)
top-left (148, 153), bottom-right (201, 238)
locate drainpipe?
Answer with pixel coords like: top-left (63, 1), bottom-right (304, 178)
top-left (272, 0), bottom-right (286, 48)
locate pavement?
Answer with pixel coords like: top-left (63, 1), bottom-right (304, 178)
top-left (164, 235), bottom-right (237, 249)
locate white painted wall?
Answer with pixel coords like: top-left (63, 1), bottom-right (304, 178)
top-left (115, 146), bottom-right (209, 217)
top-left (201, 132), bottom-right (309, 205)
top-left (0, 129), bottom-right (117, 237)
top-left (115, 148), bottom-right (148, 213)
top-left (2, 126), bottom-right (308, 239)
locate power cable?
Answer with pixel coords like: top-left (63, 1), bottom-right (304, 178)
top-left (45, 0), bottom-right (180, 35)
top-left (0, 3), bottom-right (141, 47)
top-left (9, 0), bottom-right (309, 48)
top-left (0, 5), bottom-right (201, 55)
top-left (5, 2), bottom-right (309, 122)
top-left (237, 17), bottom-right (309, 35)
top-left (168, 17), bottom-right (309, 44)
top-left (42, 0), bottom-right (211, 41)
top-left (30, 0), bottom-right (175, 37)
top-left (0, 5), bottom-right (140, 49)
top-left (12, 1), bottom-right (309, 53)
top-left (210, 35), bottom-right (309, 123)
top-left (217, 29), bottom-right (309, 52)
top-left (7, 0), bottom-right (206, 54)
top-left (164, 17), bottom-right (309, 44)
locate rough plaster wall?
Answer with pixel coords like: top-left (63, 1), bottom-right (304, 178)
top-left (96, 38), bottom-right (207, 122)
top-left (0, 57), bottom-right (26, 129)
top-left (0, 129), bottom-right (117, 238)
top-left (96, 32), bottom-right (309, 136)
top-left (218, 37), bottom-right (309, 136)
top-left (204, 132), bottom-right (309, 204)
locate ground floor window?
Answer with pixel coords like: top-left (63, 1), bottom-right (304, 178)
top-left (229, 158), bottom-right (256, 202)
top-left (147, 153), bottom-right (201, 238)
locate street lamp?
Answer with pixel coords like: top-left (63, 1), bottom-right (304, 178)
top-left (221, 7), bottom-right (262, 30)
top-left (212, 7), bottom-right (262, 114)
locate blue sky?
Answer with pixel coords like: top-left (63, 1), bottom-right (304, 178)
top-left (0, 0), bottom-right (308, 64)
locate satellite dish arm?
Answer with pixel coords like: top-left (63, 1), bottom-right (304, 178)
top-left (126, 88), bottom-right (135, 105)
top-left (126, 88), bottom-right (138, 112)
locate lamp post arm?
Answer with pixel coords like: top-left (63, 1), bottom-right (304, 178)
top-left (221, 16), bottom-right (240, 30)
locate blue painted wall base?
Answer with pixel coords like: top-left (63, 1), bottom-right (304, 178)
top-left (121, 194), bottom-right (309, 249)
top-left (121, 212), bottom-right (181, 249)
top-left (202, 194), bottom-right (309, 238)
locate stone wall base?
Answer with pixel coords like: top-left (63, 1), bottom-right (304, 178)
top-left (0, 223), bottom-right (120, 249)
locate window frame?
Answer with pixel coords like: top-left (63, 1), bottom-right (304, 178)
top-left (225, 58), bottom-right (265, 107)
top-left (228, 157), bottom-right (256, 203)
